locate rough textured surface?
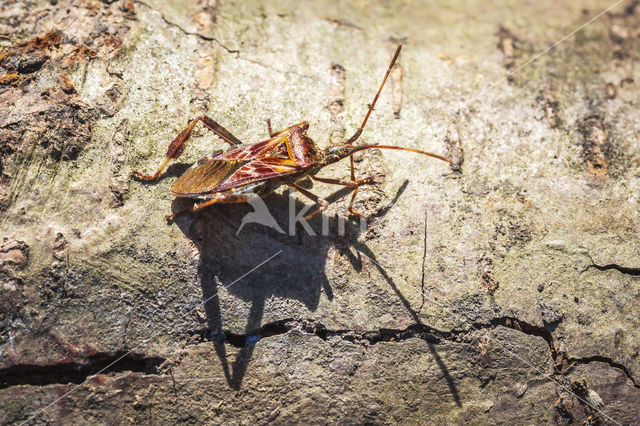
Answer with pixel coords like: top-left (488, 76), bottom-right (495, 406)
top-left (1, 0), bottom-right (639, 424)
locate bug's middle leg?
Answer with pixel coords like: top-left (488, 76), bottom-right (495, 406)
top-left (167, 190), bottom-right (261, 221)
top-left (288, 183), bottom-right (329, 220)
top-left (312, 175), bottom-right (373, 217)
top-left (132, 115), bottom-right (243, 181)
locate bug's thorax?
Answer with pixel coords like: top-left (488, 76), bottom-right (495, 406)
top-left (287, 125), bottom-right (324, 168)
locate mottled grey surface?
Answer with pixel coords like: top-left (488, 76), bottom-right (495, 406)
top-left (1, 0), bottom-right (639, 424)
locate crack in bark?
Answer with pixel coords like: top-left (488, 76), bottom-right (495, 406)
top-left (587, 263), bottom-right (640, 276)
top-left (133, 0), bottom-right (314, 80)
top-left (204, 316), bottom-right (639, 390)
top-left (1, 316), bottom-right (637, 391)
top-left (417, 209), bottom-right (428, 315)
top-left (133, 0), bottom-right (237, 54)
top-left (0, 352), bottom-right (164, 389)
top-left (581, 253), bottom-right (640, 277)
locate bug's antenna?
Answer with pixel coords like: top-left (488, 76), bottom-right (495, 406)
top-left (346, 44), bottom-right (402, 144)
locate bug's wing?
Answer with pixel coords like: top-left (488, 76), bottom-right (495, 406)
top-left (213, 158), bottom-right (302, 192)
top-left (215, 134), bottom-right (287, 161)
top-left (172, 130), bottom-right (307, 196)
top-left (171, 159), bottom-right (248, 196)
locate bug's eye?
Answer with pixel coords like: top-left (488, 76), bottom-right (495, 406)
top-left (304, 136), bottom-right (316, 148)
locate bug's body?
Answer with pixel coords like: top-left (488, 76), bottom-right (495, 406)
top-left (172, 123), bottom-right (318, 195)
top-left (132, 45), bottom-right (450, 221)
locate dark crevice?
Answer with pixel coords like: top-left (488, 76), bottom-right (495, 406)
top-left (307, 322), bottom-right (444, 345)
top-left (492, 316), bottom-right (553, 346)
top-left (193, 318), bottom-right (293, 347)
top-left (588, 263), bottom-right (640, 276)
top-left (3, 317), bottom-right (637, 392)
top-left (194, 316), bottom-right (552, 349)
top-left (473, 317), bottom-right (640, 391)
top-left (568, 355), bottom-right (640, 388)
top-left (0, 352), bottom-right (165, 389)
top-left (193, 318), bottom-right (446, 348)
top-left (417, 209), bottom-right (428, 315)
top-left (196, 315), bottom-right (638, 390)
top-left (222, 318), bottom-right (292, 347)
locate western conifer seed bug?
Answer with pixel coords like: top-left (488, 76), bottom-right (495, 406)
top-left (132, 45), bottom-right (450, 222)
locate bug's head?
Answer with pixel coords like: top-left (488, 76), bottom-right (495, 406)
top-left (322, 144), bottom-right (361, 165)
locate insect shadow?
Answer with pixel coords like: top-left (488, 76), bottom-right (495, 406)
top-left (172, 188), bottom-right (361, 389)
top-left (171, 180), bottom-right (461, 406)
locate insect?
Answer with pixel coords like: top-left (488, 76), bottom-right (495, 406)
top-left (132, 45), bottom-right (450, 221)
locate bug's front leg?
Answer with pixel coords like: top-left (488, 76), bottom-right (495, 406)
top-left (266, 118), bottom-right (276, 138)
top-left (268, 121), bottom-right (309, 139)
top-left (132, 115), bottom-right (244, 181)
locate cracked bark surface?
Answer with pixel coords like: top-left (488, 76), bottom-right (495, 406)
top-left (1, 0), bottom-right (640, 424)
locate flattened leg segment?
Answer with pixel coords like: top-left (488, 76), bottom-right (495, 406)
top-left (197, 115), bottom-right (243, 147)
top-left (132, 115), bottom-right (243, 181)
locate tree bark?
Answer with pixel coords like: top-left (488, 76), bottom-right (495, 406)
top-left (1, 0), bottom-right (639, 423)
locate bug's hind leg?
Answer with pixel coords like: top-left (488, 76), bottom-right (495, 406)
top-left (132, 115), bottom-right (243, 181)
top-left (166, 191), bottom-right (261, 222)
top-left (312, 175), bottom-right (374, 217)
